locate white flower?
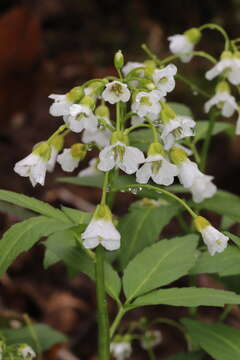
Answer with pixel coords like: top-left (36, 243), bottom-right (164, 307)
top-left (18, 345), bottom-right (36, 359)
top-left (131, 115), bottom-right (145, 126)
top-left (136, 154), bottom-right (178, 186)
top-left (57, 149), bottom-right (80, 172)
top-left (122, 61), bottom-right (145, 77)
top-left (82, 116), bottom-right (112, 147)
top-left (206, 58), bottom-right (240, 86)
top-left (236, 112), bottom-right (240, 135)
top-left (102, 81), bottom-right (131, 104)
top-left (190, 174), bottom-right (217, 203)
top-left (161, 116), bottom-right (196, 150)
top-left (49, 94), bottom-right (72, 117)
top-left (204, 92), bottom-right (238, 118)
top-left (177, 159), bottom-right (200, 188)
top-left (152, 64), bottom-right (177, 96)
top-left (201, 226), bottom-right (229, 256)
top-left (131, 91), bottom-right (161, 117)
top-left (47, 146), bottom-right (58, 172)
top-left (141, 330), bottom-right (162, 350)
top-left (168, 34), bottom-right (194, 63)
top-left (82, 216), bottom-right (120, 251)
top-left (78, 158), bottom-right (100, 177)
top-left (63, 104), bottom-right (98, 133)
top-left (14, 153), bottom-right (47, 187)
top-left (98, 141), bottom-right (145, 174)
top-left (110, 342), bottom-right (132, 360)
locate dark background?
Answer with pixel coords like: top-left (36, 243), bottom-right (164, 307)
top-left (0, 1), bottom-right (240, 359)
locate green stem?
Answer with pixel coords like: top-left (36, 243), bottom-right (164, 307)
top-left (125, 123), bottom-right (151, 135)
top-left (176, 73), bottom-right (211, 98)
top-left (199, 23), bottom-right (230, 50)
top-left (219, 304), bottom-right (234, 322)
top-left (200, 109), bottom-right (218, 172)
top-left (114, 183), bottom-right (197, 218)
top-left (23, 314), bottom-right (42, 360)
top-left (116, 102), bottom-right (121, 131)
top-left (101, 172), bottom-right (110, 205)
top-left (95, 246), bottom-right (110, 360)
top-left (159, 50), bottom-right (217, 65)
top-left (110, 307), bottom-right (126, 339)
top-left (147, 347), bottom-right (156, 360)
top-left (47, 124), bottom-right (67, 143)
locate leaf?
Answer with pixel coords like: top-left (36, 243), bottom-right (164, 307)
top-left (0, 324), bottom-right (67, 352)
top-left (221, 216), bottom-right (236, 230)
top-left (168, 102), bottom-right (193, 117)
top-left (166, 351), bottom-right (204, 360)
top-left (197, 190), bottom-right (240, 221)
top-left (44, 237), bottom-right (121, 301)
top-left (0, 200), bottom-right (35, 220)
top-left (118, 199), bottom-right (179, 269)
top-left (0, 216), bottom-right (72, 277)
top-left (123, 234), bottom-right (199, 301)
top-left (129, 129), bottom-right (153, 152)
top-left (61, 206), bottom-right (92, 224)
top-left (193, 121), bottom-right (233, 144)
top-left (225, 231), bottom-right (240, 248)
top-left (130, 287), bottom-right (240, 309)
top-left (182, 318), bottom-right (240, 360)
top-left (0, 190), bottom-right (67, 221)
top-left (190, 246), bottom-right (240, 277)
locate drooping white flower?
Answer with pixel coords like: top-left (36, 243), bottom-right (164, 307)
top-left (204, 92), bottom-right (237, 118)
top-left (47, 135), bottom-right (64, 173)
top-left (141, 330), bottom-right (162, 350)
top-left (14, 142), bottom-right (50, 187)
top-left (98, 140), bottom-right (145, 174)
top-left (131, 91), bottom-right (161, 118)
top-left (190, 174), bottom-right (217, 203)
top-left (236, 112), bottom-right (240, 135)
top-left (194, 216), bottom-right (229, 256)
top-left (82, 204), bottom-right (120, 251)
top-left (131, 115), bottom-right (145, 126)
top-left (49, 94), bottom-right (72, 117)
top-left (78, 158), bottom-right (100, 177)
top-left (110, 342), bottom-right (132, 360)
top-left (161, 116), bottom-right (196, 150)
top-left (102, 81), bottom-right (131, 104)
top-left (152, 64), bottom-right (177, 96)
top-left (136, 154), bottom-right (178, 186)
top-left (57, 144), bottom-right (87, 172)
top-left (17, 344), bottom-right (36, 359)
top-left (206, 53), bottom-right (240, 86)
top-left (82, 128), bottom-right (111, 147)
top-left (168, 28), bottom-right (201, 63)
top-left (64, 104), bottom-right (98, 133)
top-left (122, 61), bottom-right (145, 77)
top-left (177, 158), bottom-right (200, 188)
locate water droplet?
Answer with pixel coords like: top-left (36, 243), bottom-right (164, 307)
top-left (120, 189), bottom-right (126, 193)
top-left (139, 187), bottom-right (143, 191)
top-left (131, 188), bottom-right (139, 195)
top-left (193, 90), bottom-right (198, 96)
top-left (128, 187), bottom-right (132, 192)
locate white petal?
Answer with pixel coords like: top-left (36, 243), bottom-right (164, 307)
top-left (57, 149), bottom-right (79, 172)
top-left (190, 175), bottom-right (217, 203)
top-left (201, 226), bottom-right (229, 256)
top-left (152, 159), bottom-right (178, 186)
top-left (83, 237), bottom-right (99, 249)
top-left (98, 145), bottom-right (116, 171)
top-left (47, 147), bottom-right (58, 172)
top-left (120, 146), bottom-right (145, 174)
top-left (178, 159), bottom-right (200, 188)
top-left (136, 163), bottom-right (152, 184)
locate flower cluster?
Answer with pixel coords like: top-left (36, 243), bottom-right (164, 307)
top-left (14, 50), bottom-right (229, 256)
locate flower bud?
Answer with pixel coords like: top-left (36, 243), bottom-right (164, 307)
top-left (114, 50), bottom-right (124, 70)
top-left (148, 142), bottom-right (164, 156)
top-left (221, 50), bottom-right (233, 60)
top-left (70, 143), bottom-right (87, 160)
top-left (216, 81), bottom-right (230, 94)
top-left (170, 146), bottom-right (188, 165)
top-left (67, 86), bottom-right (84, 102)
top-left (33, 142), bottom-right (51, 161)
top-left (80, 95), bottom-right (95, 109)
top-left (184, 27), bottom-right (201, 44)
top-left (95, 104), bottom-right (110, 118)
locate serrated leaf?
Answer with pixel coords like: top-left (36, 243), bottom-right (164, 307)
top-left (118, 199), bottom-right (179, 269)
top-left (197, 190), bottom-right (240, 221)
top-left (169, 102), bottom-right (193, 117)
top-left (130, 287), bottom-right (240, 309)
top-left (190, 245), bottom-right (240, 276)
top-left (45, 237), bottom-right (121, 301)
top-left (193, 121), bottom-right (233, 144)
top-left (0, 324), bottom-right (67, 352)
top-left (0, 216), bottom-right (72, 277)
top-left (0, 190), bottom-right (68, 221)
top-left (123, 235), bottom-right (198, 302)
top-left (182, 319), bottom-right (240, 360)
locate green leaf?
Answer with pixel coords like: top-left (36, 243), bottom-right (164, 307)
top-left (221, 216), bottom-right (236, 230)
top-left (193, 121), bottom-right (234, 144)
top-left (0, 190), bottom-right (68, 221)
top-left (190, 246), bottom-right (240, 276)
top-left (123, 234), bottom-right (198, 301)
top-left (44, 237), bottom-right (121, 301)
top-left (61, 206), bottom-right (92, 224)
top-left (118, 199), bottom-right (179, 269)
top-left (130, 287), bottom-right (240, 309)
top-left (166, 351), bottom-right (203, 360)
top-left (168, 102), bottom-right (193, 117)
top-left (182, 318), bottom-right (240, 360)
top-left (129, 129), bottom-right (152, 152)
top-left (0, 216), bottom-right (72, 277)
top-left (57, 174), bottom-right (135, 189)
top-left (197, 190), bottom-right (240, 221)
top-left (0, 200), bottom-right (35, 220)
top-left (225, 231), bottom-right (240, 248)
top-left (0, 324), bottom-right (67, 352)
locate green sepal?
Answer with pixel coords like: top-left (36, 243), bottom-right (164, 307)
top-left (70, 143), bottom-right (87, 160)
top-left (170, 146), bottom-right (188, 165)
top-left (33, 141), bottom-right (51, 161)
top-left (67, 86), bottom-right (84, 103)
top-left (194, 216), bottom-right (210, 232)
top-left (148, 142), bottom-right (164, 156)
top-left (184, 27), bottom-right (201, 44)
